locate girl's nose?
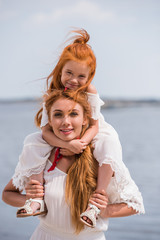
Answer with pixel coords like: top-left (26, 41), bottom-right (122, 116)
top-left (71, 77), bottom-right (77, 83)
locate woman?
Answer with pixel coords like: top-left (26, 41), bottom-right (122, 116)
top-left (2, 90), bottom-right (144, 240)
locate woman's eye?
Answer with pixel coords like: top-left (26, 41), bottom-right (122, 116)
top-left (54, 113), bottom-right (62, 117)
top-left (70, 112), bottom-right (78, 117)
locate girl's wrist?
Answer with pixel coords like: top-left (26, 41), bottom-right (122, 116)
top-left (64, 141), bottom-right (70, 150)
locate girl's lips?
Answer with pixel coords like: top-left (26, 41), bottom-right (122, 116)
top-left (66, 83), bottom-right (79, 89)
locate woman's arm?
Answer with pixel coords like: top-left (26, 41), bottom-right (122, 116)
top-left (103, 203), bottom-right (137, 218)
top-left (2, 179), bottom-right (44, 208)
top-left (89, 190), bottom-right (137, 218)
top-left (2, 179), bottom-right (26, 207)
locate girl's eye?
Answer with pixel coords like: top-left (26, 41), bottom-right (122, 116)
top-left (79, 75), bottom-right (85, 79)
top-left (67, 71), bottom-right (72, 75)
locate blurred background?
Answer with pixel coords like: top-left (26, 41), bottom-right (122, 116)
top-left (0, 0), bottom-right (160, 239)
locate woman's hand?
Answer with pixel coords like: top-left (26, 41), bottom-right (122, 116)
top-left (25, 179), bottom-right (44, 199)
top-left (89, 190), bottom-right (108, 218)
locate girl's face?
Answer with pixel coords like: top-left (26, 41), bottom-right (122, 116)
top-left (61, 60), bottom-right (90, 90)
top-left (49, 98), bottom-right (86, 141)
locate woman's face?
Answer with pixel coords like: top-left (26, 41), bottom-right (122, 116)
top-left (61, 60), bottom-right (90, 90)
top-left (49, 98), bottom-right (86, 141)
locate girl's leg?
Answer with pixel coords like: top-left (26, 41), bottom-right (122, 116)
top-left (96, 163), bottom-right (113, 192)
top-left (18, 171), bottom-right (44, 215)
top-left (29, 171), bottom-right (44, 212)
top-left (80, 164), bottom-right (114, 227)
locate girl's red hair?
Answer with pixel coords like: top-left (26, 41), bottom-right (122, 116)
top-left (46, 29), bottom-right (96, 93)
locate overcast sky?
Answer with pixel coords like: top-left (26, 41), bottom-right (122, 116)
top-left (0, 0), bottom-right (160, 99)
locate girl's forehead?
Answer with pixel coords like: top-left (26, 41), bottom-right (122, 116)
top-left (63, 60), bottom-right (90, 72)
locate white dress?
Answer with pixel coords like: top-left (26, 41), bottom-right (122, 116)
top-left (12, 93), bottom-right (145, 239)
top-left (30, 161), bottom-right (108, 240)
top-left (12, 92), bottom-right (145, 207)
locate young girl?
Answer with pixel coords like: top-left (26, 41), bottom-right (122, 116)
top-left (13, 29), bottom-right (143, 227)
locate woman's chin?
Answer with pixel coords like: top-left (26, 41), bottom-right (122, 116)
top-left (59, 132), bottom-right (79, 141)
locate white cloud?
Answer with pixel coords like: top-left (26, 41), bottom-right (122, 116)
top-left (29, 1), bottom-right (116, 26)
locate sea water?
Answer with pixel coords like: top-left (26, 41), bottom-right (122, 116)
top-left (0, 101), bottom-right (159, 240)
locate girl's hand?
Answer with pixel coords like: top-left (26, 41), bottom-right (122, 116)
top-left (67, 139), bottom-right (87, 154)
top-left (89, 190), bottom-right (108, 218)
top-left (59, 148), bottom-right (75, 156)
top-left (25, 179), bottom-right (44, 199)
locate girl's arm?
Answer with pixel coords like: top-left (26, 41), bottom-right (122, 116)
top-left (42, 124), bottom-right (71, 149)
top-left (80, 84), bottom-right (99, 144)
top-left (42, 125), bottom-right (86, 154)
top-left (80, 118), bottom-right (98, 144)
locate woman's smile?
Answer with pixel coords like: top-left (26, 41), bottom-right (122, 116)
top-left (60, 128), bottom-right (74, 135)
top-left (49, 98), bottom-right (86, 141)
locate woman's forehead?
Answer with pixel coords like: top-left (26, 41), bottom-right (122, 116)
top-left (51, 98), bottom-right (83, 112)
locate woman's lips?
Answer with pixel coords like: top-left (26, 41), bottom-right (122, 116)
top-left (60, 129), bottom-right (73, 135)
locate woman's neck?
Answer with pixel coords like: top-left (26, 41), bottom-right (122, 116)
top-left (49, 148), bottom-right (75, 173)
top-left (57, 155), bottom-right (75, 173)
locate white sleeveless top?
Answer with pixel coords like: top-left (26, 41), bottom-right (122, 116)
top-left (30, 160), bottom-right (107, 240)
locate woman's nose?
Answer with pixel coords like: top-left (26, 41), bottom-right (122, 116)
top-left (62, 116), bottom-right (70, 125)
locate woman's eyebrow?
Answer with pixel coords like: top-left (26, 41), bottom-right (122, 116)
top-left (52, 108), bottom-right (80, 112)
top-left (52, 109), bottom-right (62, 112)
top-left (72, 109), bottom-right (80, 112)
